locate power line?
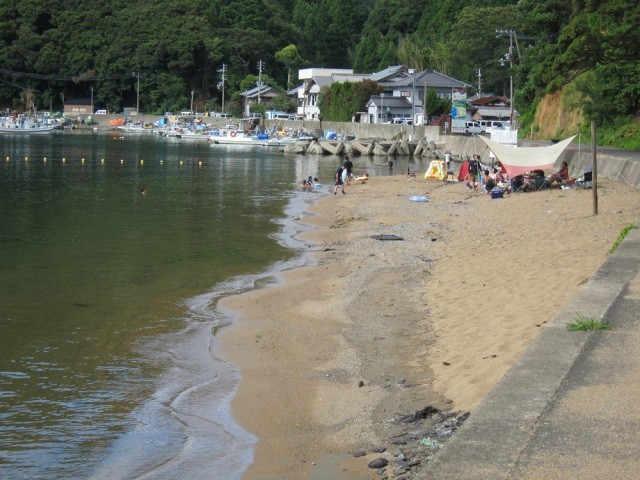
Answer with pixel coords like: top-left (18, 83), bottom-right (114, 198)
top-left (0, 68), bottom-right (137, 82)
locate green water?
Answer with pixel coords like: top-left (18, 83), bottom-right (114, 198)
top-left (0, 131), bottom-right (315, 478)
top-left (0, 130), bottom-right (429, 478)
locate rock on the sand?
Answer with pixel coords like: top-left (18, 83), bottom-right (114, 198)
top-left (367, 458), bottom-right (388, 469)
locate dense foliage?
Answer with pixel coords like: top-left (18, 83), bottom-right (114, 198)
top-left (0, 0), bottom-right (637, 145)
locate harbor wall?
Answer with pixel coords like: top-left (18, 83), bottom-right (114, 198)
top-left (89, 114), bottom-right (640, 187)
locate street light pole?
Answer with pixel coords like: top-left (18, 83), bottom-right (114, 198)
top-left (190, 90), bottom-right (194, 113)
top-left (380, 92), bottom-right (384, 123)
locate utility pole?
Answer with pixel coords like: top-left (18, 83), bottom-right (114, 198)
top-left (132, 72), bottom-right (140, 115)
top-left (408, 68), bottom-right (415, 139)
top-left (423, 71), bottom-right (428, 125)
top-left (218, 64), bottom-right (227, 113)
top-left (477, 69), bottom-right (482, 96)
top-left (496, 30), bottom-right (515, 130)
top-left (257, 60), bottom-right (265, 103)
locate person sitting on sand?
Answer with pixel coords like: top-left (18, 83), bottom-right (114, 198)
top-left (483, 169), bottom-right (496, 193)
top-left (547, 161), bottom-right (569, 186)
top-left (353, 173), bottom-right (369, 184)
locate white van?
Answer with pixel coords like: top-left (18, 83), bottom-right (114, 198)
top-left (391, 117), bottom-right (411, 125)
top-left (95, 109), bottom-right (107, 115)
top-left (481, 120), bottom-right (507, 133)
top-left (464, 121), bottom-right (485, 135)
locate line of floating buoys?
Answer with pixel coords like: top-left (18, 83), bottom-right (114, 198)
top-left (0, 157), bottom-right (206, 166)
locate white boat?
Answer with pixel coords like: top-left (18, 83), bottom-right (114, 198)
top-left (258, 135), bottom-right (297, 147)
top-left (208, 124), bottom-right (260, 146)
top-left (0, 115), bottom-right (56, 134)
top-left (117, 123), bottom-right (154, 134)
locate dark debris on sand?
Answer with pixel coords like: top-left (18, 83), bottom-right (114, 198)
top-left (356, 405), bottom-right (470, 479)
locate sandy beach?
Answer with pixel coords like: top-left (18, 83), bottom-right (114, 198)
top-left (218, 172), bottom-right (640, 479)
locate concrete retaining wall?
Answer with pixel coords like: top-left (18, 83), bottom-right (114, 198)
top-left (90, 114), bottom-right (640, 187)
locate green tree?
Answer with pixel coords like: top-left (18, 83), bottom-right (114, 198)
top-left (275, 44), bottom-right (307, 89)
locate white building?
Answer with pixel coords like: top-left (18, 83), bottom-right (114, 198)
top-left (292, 66), bottom-right (469, 123)
top-left (294, 68), bottom-right (367, 120)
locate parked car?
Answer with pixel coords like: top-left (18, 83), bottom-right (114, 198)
top-left (464, 121), bottom-right (485, 135)
top-left (95, 109), bottom-right (107, 115)
top-left (391, 117), bottom-right (412, 125)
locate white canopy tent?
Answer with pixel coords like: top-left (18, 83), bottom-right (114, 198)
top-left (478, 135), bottom-right (577, 178)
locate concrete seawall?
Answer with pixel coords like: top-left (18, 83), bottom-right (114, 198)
top-left (90, 115), bottom-right (640, 188)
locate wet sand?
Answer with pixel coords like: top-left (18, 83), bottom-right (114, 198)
top-left (218, 174), bottom-right (640, 479)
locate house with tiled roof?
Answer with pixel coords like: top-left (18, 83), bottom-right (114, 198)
top-left (291, 66), bottom-right (469, 123)
top-left (367, 69), bottom-right (470, 124)
top-left (239, 85), bottom-right (281, 115)
top-left (468, 93), bottom-right (513, 122)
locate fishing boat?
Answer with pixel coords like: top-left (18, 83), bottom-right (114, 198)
top-left (0, 114), bottom-right (56, 134)
top-left (208, 124), bottom-right (260, 146)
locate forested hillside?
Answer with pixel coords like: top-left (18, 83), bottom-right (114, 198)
top-left (0, 0), bottom-right (637, 145)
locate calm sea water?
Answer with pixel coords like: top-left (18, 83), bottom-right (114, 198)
top-left (0, 130), bottom-right (427, 479)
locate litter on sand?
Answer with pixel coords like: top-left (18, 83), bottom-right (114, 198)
top-left (371, 234), bottom-right (404, 241)
top-left (409, 195), bottom-right (429, 202)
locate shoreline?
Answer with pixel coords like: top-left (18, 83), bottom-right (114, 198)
top-left (217, 174), bottom-right (640, 479)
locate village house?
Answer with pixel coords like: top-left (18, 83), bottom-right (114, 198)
top-left (63, 98), bottom-right (93, 116)
top-left (468, 93), bottom-right (513, 123)
top-left (291, 65), bottom-right (470, 124)
top-left (366, 67), bottom-right (470, 124)
top-left (294, 68), bottom-right (368, 120)
top-left (239, 84), bottom-right (281, 116)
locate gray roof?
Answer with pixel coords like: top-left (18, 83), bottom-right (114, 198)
top-left (239, 85), bottom-right (278, 98)
top-left (368, 95), bottom-right (412, 108)
top-left (332, 73), bottom-right (371, 83)
top-left (370, 65), bottom-right (404, 82)
top-left (390, 70), bottom-right (469, 89)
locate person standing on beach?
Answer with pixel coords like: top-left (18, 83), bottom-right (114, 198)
top-left (445, 151), bottom-right (451, 171)
top-left (343, 156), bottom-right (353, 185)
top-left (334, 165), bottom-right (346, 195)
top-left (387, 156), bottom-right (394, 173)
